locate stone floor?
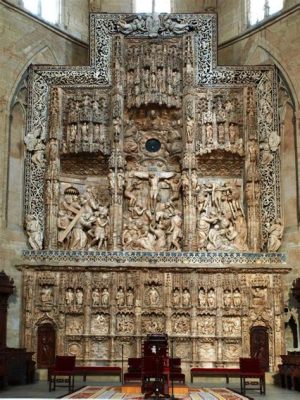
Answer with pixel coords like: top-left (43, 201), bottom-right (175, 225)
top-left (0, 379), bottom-right (300, 399)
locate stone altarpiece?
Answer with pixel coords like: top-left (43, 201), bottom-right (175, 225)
top-left (20, 13), bottom-right (289, 374)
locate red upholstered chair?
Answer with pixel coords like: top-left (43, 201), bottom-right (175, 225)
top-left (48, 355), bottom-right (76, 392)
top-left (239, 357), bottom-right (266, 395)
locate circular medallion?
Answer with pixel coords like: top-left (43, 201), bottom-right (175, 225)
top-left (145, 138), bottom-right (161, 153)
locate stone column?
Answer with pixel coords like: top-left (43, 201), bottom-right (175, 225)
top-left (182, 91), bottom-right (197, 251)
top-left (108, 35), bottom-right (125, 251)
top-left (44, 87), bottom-right (62, 249)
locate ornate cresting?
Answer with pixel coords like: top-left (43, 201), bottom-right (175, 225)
top-left (20, 13), bottom-right (288, 374)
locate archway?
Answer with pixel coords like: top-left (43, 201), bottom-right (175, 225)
top-left (250, 326), bottom-right (269, 371)
top-left (37, 323), bottom-right (56, 368)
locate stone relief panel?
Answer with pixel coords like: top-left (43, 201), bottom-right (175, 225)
top-left (24, 13), bottom-right (282, 255)
top-left (20, 268), bottom-right (286, 371)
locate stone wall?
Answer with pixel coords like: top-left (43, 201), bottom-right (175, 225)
top-left (0, 1), bottom-right (88, 347)
top-left (217, 3), bottom-right (300, 346)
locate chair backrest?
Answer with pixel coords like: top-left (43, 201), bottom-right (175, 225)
top-left (239, 357), bottom-right (261, 372)
top-left (55, 355), bottom-right (76, 370)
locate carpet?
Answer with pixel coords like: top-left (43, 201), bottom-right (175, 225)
top-left (61, 386), bottom-right (251, 400)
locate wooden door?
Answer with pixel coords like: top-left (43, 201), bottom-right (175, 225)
top-left (250, 326), bottom-right (269, 371)
top-left (37, 323), bottom-right (56, 368)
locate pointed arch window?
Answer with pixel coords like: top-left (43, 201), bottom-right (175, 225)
top-left (135, 0), bottom-right (171, 13)
top-left (248, 0), bottom-right (283, 26)
top-left (23, 0), bottom-right (60, 25)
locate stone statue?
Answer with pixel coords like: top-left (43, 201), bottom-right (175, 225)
top-left (75, 288), bottom-right (83, 305)
top-left (40, 285), bottom-right (52, 304)
top-left (182, 288), bottom-right (191, 307)
top-left (198, 288), bottom-right (207, 308)
top-left (267, 218), bottom-right (283, 252)
top-left (65, 288), bottom-right (74, 305)
top-left (25, 214), bottom-right (43, 250)
top-left (233, 288), bottom-right (242, 308)
top-left (88, 206), bottom-right (109, 250)
top-left (126, 288), bottom-right (134, 307)
top-left (101, 288), bottom-right (110, 306)
top-left (207, 288), bottom-right (216, 308)
top-left (92, 288), bottom-right (100, 306)
top-left (223, 289), bottom-right (232, 308)
top-left (116, 287), bottom-right (125, 307)
top-left (168, 210), bottom-right (182, 251)
top-left (149, 286), bottom-right (159, 306)
top-left (173, 288), bottom-right (181, 307)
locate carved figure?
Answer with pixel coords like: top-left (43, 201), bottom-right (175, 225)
top-left (40, 285), bottom-right (52, 304)
top-left (32, 141), bottom-right (46, 166)
top-left (126, 288), bottom-right (134, 307)
top-left (92, 288), bottom-right (100, 306)
top-left (267, 219), bottom-right (283, 252)
top-left (182, 289), bottom-right (191, 307)
top-left (102, 288), bottom-right (110, 306)
top-left (149, 286), bottom-right (159, 306)
top-left (207, 288), bottom-right (216, 308)
top-left (65, 288), bottom-right (74, 305)
top-left (25, 214), bottom-right (43, 250)
top-left (75, 288), bottom-right (83, 305)
top-left (116, 287), bottom-right (125, 307)
top-left (205, 122), bottom-right (213, 144)
top-left (198, 288), bottom-right (207, 307)
top-left (168, 210), bottom-right (182, 251)
top-left (233, 289), bottom-right (242, 308)
top-left (88, 206), bottom-right (109, 250)
top-left (223, 289), bottom-right (232, 308)
top-left (173, 288), bottom-right (181, 307)
top-left (186, 116), bottom-right (194, 143)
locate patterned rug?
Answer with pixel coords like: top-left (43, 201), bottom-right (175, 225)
top-left (61, 386), bottom-right (251, 400)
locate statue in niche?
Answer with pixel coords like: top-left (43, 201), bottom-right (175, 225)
top-left (198, 288), bottom-right (207, 307)
top-left (173, 288), bottom-right (181, 307)
top-left (40, 285), bottom-right (53, 304)
top-left (218, 122), bottom-right (225, 144)
top-left (205, 122), bottom-right (213, 144)
top-left (88, 206), bottom-right (109, 250)
top-left (207, 288), bottom-right (216, 308)
top-left (102, 288), bottom-right (110, 306)
top-left (223, 289), bottom-right (232, 308)
top-left (149, 286), bottom-right (159, 306)
top-left (260, 140), bottom-right (274, 165)
top-left (182, 289), bottom-right (191, 307)
top-left (266, 219), bottom-right (283, 252)
top-left (168, 210), bottom-right (183, 251)
top-left (92, 288), bottom-right (100, 306)
top-left (65, 288), bottom-right (74, 305)
top-left (228, 123), bottom-right (238, 144)
top-left (233, 288), bottom-right (242, 308)
top-left (25, 214), bottom-right (43, 250)
top-left (75, 288), bottom-right (83, 306)
top-left (116, 287), bottom-right (125, 307)
top-left (126, 288), bottom-right (134, 307)
top-left (186, 116), bottom-right (195, 143)
top-left (246, 140), bottom-right (259, 181)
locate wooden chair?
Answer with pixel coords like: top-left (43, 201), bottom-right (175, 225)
top-left (48, 355), bottom-right (76, 392)
top-left (239, 357), bottom-right (266, 395)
